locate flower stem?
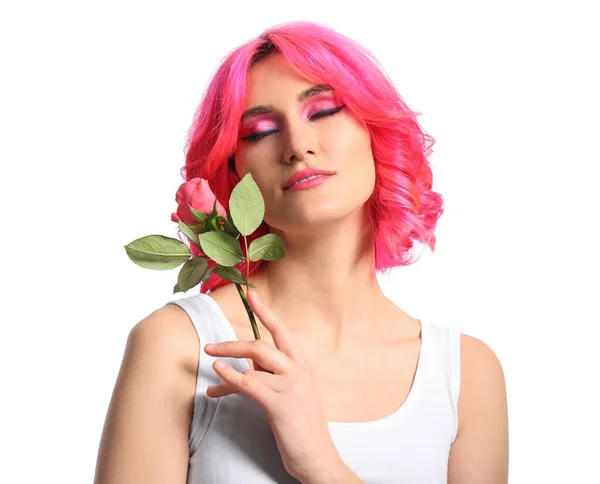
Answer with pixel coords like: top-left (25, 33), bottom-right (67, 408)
top-left (235, 235), bottom-right (274, 374)
top-left (244, 233), bottom-right (250, 290)
top-left (241, 232), bottom-right (257, 339)
top-left (234, 282), bottom-right (262, 340)
top-left (235, 282), bottom-right (274, 375)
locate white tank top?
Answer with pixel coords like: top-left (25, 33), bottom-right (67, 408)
top-left (165, 292), bottom-right (461, 483)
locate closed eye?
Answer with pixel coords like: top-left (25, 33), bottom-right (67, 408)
top-left (241, 104), bottom-right (346, 142)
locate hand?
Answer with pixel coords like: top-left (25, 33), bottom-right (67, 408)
top-left (204, 289), bottom-right (344, 482)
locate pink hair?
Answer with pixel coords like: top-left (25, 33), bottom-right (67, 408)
top-left (176, 20), bottom-right (444, 294)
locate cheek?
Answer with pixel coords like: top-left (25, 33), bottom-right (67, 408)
top-left (334, 124), bottom-right (373, 171)
top-left (343, 132), bottom-right (376, 192)
top-left (234, 149), bottom-right (269, 181)
top-left (327, 115), bottom-right (371, 156)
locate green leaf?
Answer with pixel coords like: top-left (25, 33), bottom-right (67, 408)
top-left (188, 222), bottom-right (204, 231)
top-left (173, 282), bottom-right (183, 294)
top-left (213, 265), bottom-right (247, 285)
top-left (201, 267), bottom-right (213, 283)
top-left (198, 231), bottom-right (244, 267)
top-left (189, 204), bottom-right (208, 224)
top-left (178, 220), bottom-right (200, 247)
top-left (177, 257), bottom-right (209, 292)
top-left (124, 235), bottom-right (191, 270)
top-left (229, 172), bottom-right (265, 236)
top-left (248, 233), bottom-right (286, 262)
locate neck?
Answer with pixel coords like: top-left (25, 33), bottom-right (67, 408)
top-left (248, 208), bottom-right (391, 351)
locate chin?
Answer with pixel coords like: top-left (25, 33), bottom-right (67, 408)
top-left (269, 202), bottom-right (362, 232)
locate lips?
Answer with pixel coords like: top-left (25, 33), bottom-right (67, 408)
top-left (285, 173), bottom-right (333, 192)
top-left (283, 168), bottom-right (336, 190)
top-left (288, 174), bottom-right (327, 187)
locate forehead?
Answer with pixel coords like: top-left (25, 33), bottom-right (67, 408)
top-left (244, 54), bottom-right (320, 104)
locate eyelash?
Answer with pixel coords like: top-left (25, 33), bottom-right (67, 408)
top-left (241, 104), bottom-right (346, 142)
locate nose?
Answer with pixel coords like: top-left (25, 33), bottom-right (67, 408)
top-left (282, 116), bottom-right (317, 164)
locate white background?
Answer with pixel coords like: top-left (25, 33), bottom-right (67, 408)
top-left (1, 1), bottom-right (598, 482)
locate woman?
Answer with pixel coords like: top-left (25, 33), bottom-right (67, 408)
top-left (94, 21), bottom-right (509, 483)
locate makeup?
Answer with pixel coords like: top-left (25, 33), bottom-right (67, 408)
top-left (285, 173), bottom-right (334, 192)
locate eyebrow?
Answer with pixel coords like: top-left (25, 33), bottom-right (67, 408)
top-left (241, 84), bottom-right (333, 121)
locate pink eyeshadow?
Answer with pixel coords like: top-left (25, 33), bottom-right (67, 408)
top-left (241, 95), bottom-right (339, 135)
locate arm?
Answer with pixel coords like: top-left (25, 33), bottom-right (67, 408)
top-left (448, 334), bottom-right (509, 484)
top-left (93, 304), bottom-right (199, 484)
top-left (301, 461), bottom-right (364, 484)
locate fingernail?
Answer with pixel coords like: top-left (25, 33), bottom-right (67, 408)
top-left (205, 343), bottom-right (215, 349)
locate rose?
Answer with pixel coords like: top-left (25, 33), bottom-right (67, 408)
top-left (171, 177), bottom-right (228, 257)
top-left (170, 177), bottom-right (227, 225)
top-left (124, 173), bottom-right (286, 344)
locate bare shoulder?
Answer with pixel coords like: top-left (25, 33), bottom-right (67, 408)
top-left (93, 303), bottom-right (201, 483)
top-left (458, 334), bottom-right (508, 403)
top-left (459, 333), bottom-right (506, 376)
top-left (447, 333), bottom-right (509, 484)
top-left (132, 303), bottom-right (202, 376)
top-left (124, 302), bottom-right (201, 408)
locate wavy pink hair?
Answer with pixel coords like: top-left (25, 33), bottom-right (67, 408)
top-left (176, 20), bottom-right (444, 295)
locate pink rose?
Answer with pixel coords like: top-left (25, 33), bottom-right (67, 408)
top-left (170, 177), bottom-right (226, 225)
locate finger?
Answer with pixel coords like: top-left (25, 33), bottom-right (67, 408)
top-left (207, 368), bottom-right (285, 397)
top-left (205, 340), bottom-right (291, 373)
top-left (252, 360), bottom-right (272, 374)
top-left (247, 289), bottom-right (302, 362)
top-left (211, 360), bottom-right (278, 408)
top-left (206, 381), bottom-right (238, 398)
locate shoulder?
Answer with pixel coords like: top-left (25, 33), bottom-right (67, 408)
top-left (94, 303), bottom-right (199, 481)
top-left (448, 333), bottom-right (509, 482)
top-left (458, 333), bottom-right (507, 416)
top-left (459, 333), bottom-right (504, 370)
top-left (129, 302), bottom-right (201, 378)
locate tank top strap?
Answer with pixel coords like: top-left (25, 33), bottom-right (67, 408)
top-left (164, 292), bottom-right (235, 456)
top-left (446, 325), bottom-right (461, 434)
top-left (420, 321), bottom-right (461, 444)
top-left (166, 292), bottom-right (233, 341)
